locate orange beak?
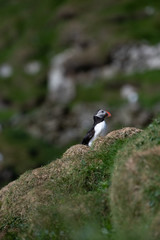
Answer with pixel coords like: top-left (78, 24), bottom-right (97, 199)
top-left (105, 111), bottom-right (111, 117)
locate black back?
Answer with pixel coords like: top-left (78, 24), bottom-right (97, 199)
top-left (81, 116), bottom-right (104, 146)
top-left (81, 126), bottom-right (95, 145)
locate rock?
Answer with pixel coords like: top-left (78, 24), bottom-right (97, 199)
top-left (0, 63), bottom-right (13, 78)
top-left (120, 84), bottom-right (139, 103)
top-left (48, 49), bottom-right (76, 104)
top-left (47, 42), bottom-right (160, 106)
top-left (144, 6), bottom-right (155, 16)
top-left (109, 43), bottom-right (160, 74)
top-left (24, 61), bottom-right (42, 75)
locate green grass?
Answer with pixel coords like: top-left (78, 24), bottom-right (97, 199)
top-left (78, 139), bottom-right (126, 192)
top-left (110, 116), bottom-right (160, 238)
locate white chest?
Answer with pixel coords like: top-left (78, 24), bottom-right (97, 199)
top-left (89, 121), bottom-right (107, 147)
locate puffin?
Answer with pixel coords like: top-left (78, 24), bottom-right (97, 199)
top-left (82, 109), bottom-right (111, 147)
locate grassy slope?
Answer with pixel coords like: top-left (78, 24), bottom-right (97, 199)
top-left (0, 128), bottom-right (141, 240)
top-left (110, 116), bottom-right (160, 239)
top-left (0, 117), bottom-right (160, 239)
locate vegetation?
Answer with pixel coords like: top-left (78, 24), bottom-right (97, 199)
top-left (0, 125), bottom-right (142, 239)
top-left (110, 117), bottom-right (160, 238)
top-left (0, 117), bottom-right (160, 239)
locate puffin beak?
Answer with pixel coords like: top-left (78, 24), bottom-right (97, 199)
top-left (105, 111), bottom-right (111, 117)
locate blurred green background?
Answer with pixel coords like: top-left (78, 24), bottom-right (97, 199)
top-left (0, 0), bottom-right (160, 188)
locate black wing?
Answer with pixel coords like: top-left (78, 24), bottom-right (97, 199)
top-left (81, 126), bottom-right (95, 145)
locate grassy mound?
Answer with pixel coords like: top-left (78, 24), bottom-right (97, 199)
top-left (110, 117), bottom-right (160, 239)
top-left (0, 127), bottom-right (141, 239)
top-left (93, 127), bottom-right (142, 151)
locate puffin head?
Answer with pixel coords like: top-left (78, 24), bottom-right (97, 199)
top-left (95, 109), bottom-right (111, 120)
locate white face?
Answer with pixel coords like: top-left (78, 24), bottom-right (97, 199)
top-left (95, 109), bottom-right (107, 118)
